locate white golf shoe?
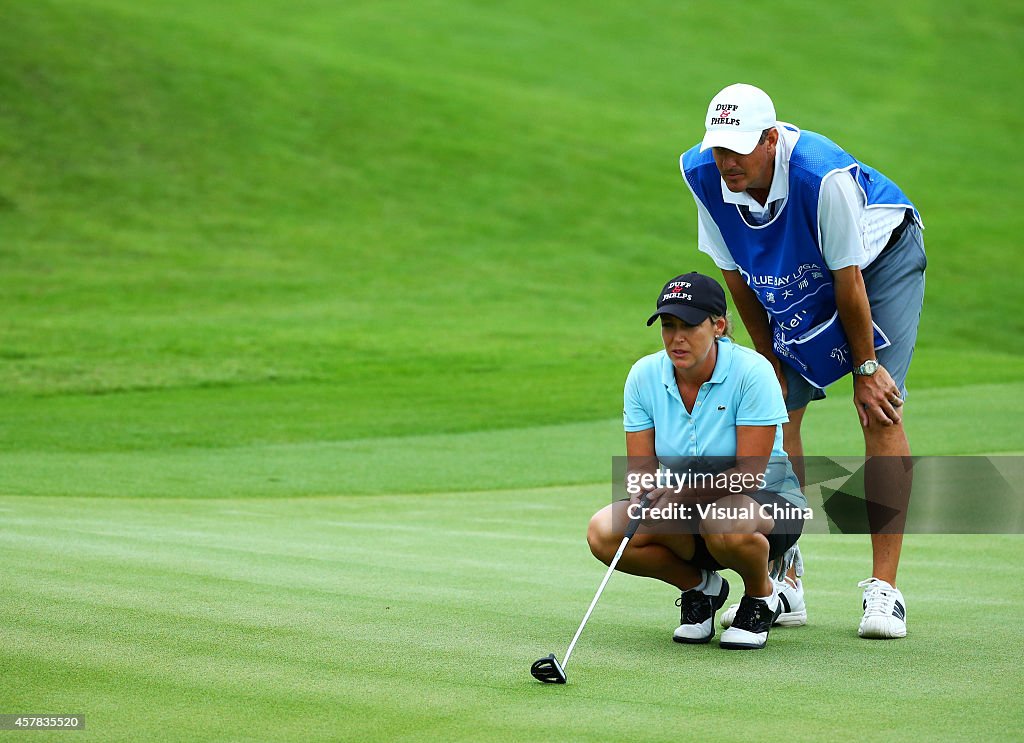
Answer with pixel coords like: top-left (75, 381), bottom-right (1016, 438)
top-left (857, 578), bottom-right (907, 639)
top-left (721, 575), bottom-right (806, 628)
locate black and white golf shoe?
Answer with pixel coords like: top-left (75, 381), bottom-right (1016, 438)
top-left (721, 576), bottom-right (806, 628)
top-left (719, 594), bottom-right (782, 650)
top-left (672, 572), bottom-right (729, 644)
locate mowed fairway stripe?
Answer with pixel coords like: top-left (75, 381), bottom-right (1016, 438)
top-left (2, 488), bottom-right (1022, 741)
top-left (1, 379), bottom-right (1021, 501)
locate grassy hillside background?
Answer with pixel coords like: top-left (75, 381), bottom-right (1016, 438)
top-left (1, 1), bottom-right (1023, 741)
top-left (2, 0), bottom-right (1022, 495)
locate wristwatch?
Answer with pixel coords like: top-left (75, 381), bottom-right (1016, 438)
top-left (853, 359), bottom-right (880, 376)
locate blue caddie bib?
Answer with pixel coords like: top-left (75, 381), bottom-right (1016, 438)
top-left (682, 126), bottom-right (917, 388)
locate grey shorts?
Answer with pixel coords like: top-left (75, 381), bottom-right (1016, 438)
top-left (784, 217), bottom-right (927, 412)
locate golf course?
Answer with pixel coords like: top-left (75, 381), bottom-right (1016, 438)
top-left (2, 1), bottom-right (1022, 740)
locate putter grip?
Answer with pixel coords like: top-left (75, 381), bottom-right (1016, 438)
top-left (623, 494), bottom-right (651, 539)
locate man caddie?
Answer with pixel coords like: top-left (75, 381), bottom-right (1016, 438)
top-left (680, 83), bottom-right (926, 638)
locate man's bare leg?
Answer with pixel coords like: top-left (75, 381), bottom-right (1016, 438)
top-left (781, 406), bottom-right (806, 583)
top-left (857, 412), bottom-right (911, 639)
top-left (863, 418), bottom-right (912, 586)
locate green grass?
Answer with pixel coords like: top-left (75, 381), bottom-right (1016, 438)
top-left (2, 0), bottom-right (1023, 459)
top-left (3, 489), bottom-right (1022, 742)
top-left (1, 0), bottom-right (1023, 740)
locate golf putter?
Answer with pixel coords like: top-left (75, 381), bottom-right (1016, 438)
top-left (531, 494), bottom-right (651, 684)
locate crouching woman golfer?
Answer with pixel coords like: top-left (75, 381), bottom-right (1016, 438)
top-left (588, 272), bottom-right (806, 650)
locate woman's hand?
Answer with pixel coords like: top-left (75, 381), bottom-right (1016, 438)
top-left (629, 486), bottom-right (674, 508)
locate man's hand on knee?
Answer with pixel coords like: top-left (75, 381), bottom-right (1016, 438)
top-left (853, 365), bottom-right (904, 427)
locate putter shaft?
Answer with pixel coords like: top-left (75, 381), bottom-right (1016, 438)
top-left (562, 534), bottom-right (629, 667)
top-left (561, 495), bottom-right (649, 668)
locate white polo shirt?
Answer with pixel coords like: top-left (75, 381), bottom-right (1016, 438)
top-left (689, 123), bottom-right (911, 271)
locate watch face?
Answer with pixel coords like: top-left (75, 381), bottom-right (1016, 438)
top-left (859, 360), bottom-right (879, 375)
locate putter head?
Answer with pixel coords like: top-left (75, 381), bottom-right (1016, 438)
top-left (531, 653), bottom-right (567, 684)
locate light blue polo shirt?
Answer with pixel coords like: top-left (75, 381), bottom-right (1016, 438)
top-left (623, 338), bottom-right (804, 505)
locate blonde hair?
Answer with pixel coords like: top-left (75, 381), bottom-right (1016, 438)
top-left (712, 313), bottom-right (734, 340)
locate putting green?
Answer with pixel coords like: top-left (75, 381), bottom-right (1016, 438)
top-left (2, 488), bottom-right (1022, 741)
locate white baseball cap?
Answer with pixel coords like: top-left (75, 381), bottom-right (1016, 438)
top-left (700, 83), bottom-right (777, 155)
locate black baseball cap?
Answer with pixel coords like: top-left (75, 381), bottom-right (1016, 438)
top-left (646, 272), bottom-right (727, 326)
